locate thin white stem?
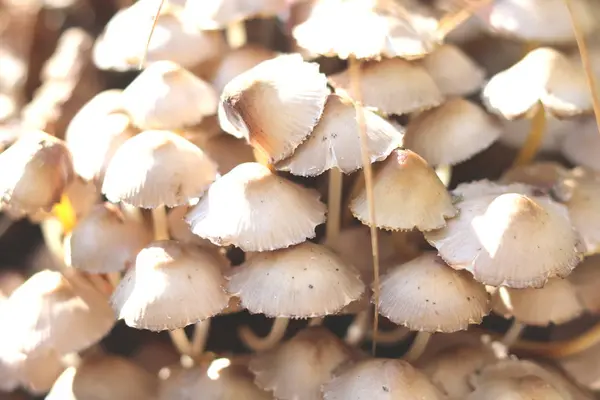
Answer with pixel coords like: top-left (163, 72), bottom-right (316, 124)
top-left (238, 318), bottom-right (289, 352)
top-left (345, 309), bottom-right (370, 346)
top-left (152, 206), bottom-right (169, 241)
top-left (368, 326), bottom-right (411, 345)
top-left (191, 319), bottom-right (211, 356)
top-left (403, 332), bottom-right (432, 362)
top-left (226, 20), bottom-right (247, 49)
top-left (139, 0), bottom-right (166, 69)
top-left (325, 168), bottom-right (343, 245)
top-left (107, 272), bottom-right (121, 289)
top-left (502, 320), bottom-right (525, 347)
top-left (435, 164), bottom-right (452, 187)
top-left (120, 203), bottom-right (144, 225)
top-left (40, 218), bottom-right (66, 271)
top-left (169, 329), bottom-right (192, 356)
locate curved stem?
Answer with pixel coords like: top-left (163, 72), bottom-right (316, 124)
top-left (502, 320), bottom-right (525, 347)
top-left (191, 319), bottom-right (211, 357)
top-left (326, 168), bottom-right (343, 245)
top-left (226, 20), bottom-right (247, 49)
top-left (513, 104), bottom-right (546, 167)
top-left (403, 332), bottom-right (432, 362)
top-left (345, 309), bottom-right (370, 346)
top-left (139, 0), bottom-right (165, 69)
top-left (435, 164), bottom-right (452, 187)
top-left (238, 318), bottom-right (289, 352)
top-left (369, 326), bottom-right (411, 345)
top-left (169, 329), bottom-right (192, 356)
top-left (436, 0), bottom-right (493, 38)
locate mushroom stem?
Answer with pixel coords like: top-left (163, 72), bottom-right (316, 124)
top-left (502, 320), bottom-right (525, 347)
top-left (252, 147), bottom-right (274, 171)
top-left (436, 0), bottom-right (493, 38)
top-left (403, 332), bottom-right (432, 362)
top-left (120, 203), bottom-right (144, 225)
top-left (238, 317), bottom-right (289, 352)
top-left (191, 319), bottom-right (211, 357)
top-left (342, 172), bottom-right (365, 225)
top-left (349, 56), bottom-right (381, 355)
top-left (106, 272), bottom-right (121, 289)
top-left (140, 0), bottom-right (166, 69)
top-left (169, 328), bottom-right (193, 356)
top-left (308, 317), bottom-right (324, 327)
top-left (513, 104), bottom-right (546, 166)
top-left (41, 218), bottom-right (67, 270)
top-left (226, 20), bottom-right (247, 49)
top-left (565, 0), bottom-right (600, 136)
top-left (152, 206), bottom-right (169, 241)
top-left (325, 168), bottom-right (343, 244)
top-left (435, 164), bottom-right (452, 187)
top-left (369, 326), bottom-right (411, 345)
top-left (345, 309), bottom-right (370, 346)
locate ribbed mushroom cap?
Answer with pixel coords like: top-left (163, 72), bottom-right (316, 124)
top-left (102, 130), bottom-right (218, 208)
top-left (122, 61), bottom-right (218, 130)
top-left (93, 0), bottom-right (226, 71)
top-left (111, 240), bottom-right (230, 331)
top-left (46, 355), bottom-right (159, 400)
top-left (492, 278), bottom-right (584, 326)
top-left (419, 44), bottom-right (485, 96)
top-left (329, 58), bottom-right (443, 116)
top-left (468, 376), bottom-right (563, 400)
top-left (350, 149), bottom-right (457, 232)
top-left (323, 359), bottom-right (444, 400)
top-left (276, 94), bottom-right (404, 176)
top-left (377, 252), bottom-right (490, 332)
top-left (425, 183), bottom-right (582, 288)
top-left (249, 327), bottom-right (354, 400)
top-left (482, 47), bottom-right (593, 120)
top-left (70, 203), bottom-right (151, 273)
top-left (404, 98), bottom-right (502, 166)
top-left (211, 45), bottom-right (277, 95)
top-left (1, 270), bottom-right (114, 356)
top-left (183, 0), bottom-right (289, 29)
top-left (159, 360), bottom-right (271, 400)
top-left (218, 54), bottom-right (329, 163)
top-left (561, 118), bottom-right (600, 172)
top-left (476, 0), bottom-right (596, 44)
top-left (566, 255), bottom-right (600, 313)
top-left (185, 162), bottom-right (326, 252)
top-left (228, 242), bottom-right (364, 318)
top-left (293, 0), bottom-right (440, 60)
top-left (0, 130), bottom-right (74, 215)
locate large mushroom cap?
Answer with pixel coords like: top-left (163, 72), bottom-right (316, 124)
top-left (350, 149), bottom-right (457, 232)
top-left (185, 162), bottom-right (326, 252)
top-left (211, 45), bottom-right (277, 95)
top-left (228, 242), bottom-right (364, 318)
top-left (560, 118), bottom-right (600, 172)
top-left (219, 54), bottom-right (329, 163)
top-left (249, 327), bottom-right (354, 400)
top-left (468, 375), bottom-right (564, 400)
top-left (183, 0), bottom-right (290, 29)
top-left (378, 252), bottom-right (490, 332)
top-left (102, 130), bottom-right (218, 208)
top-left (111, 240), bottom-right (230, 331)
top-left (323, 358), bottom-right (445, 400)
top-left (276, 93), bottom-right (404, 176)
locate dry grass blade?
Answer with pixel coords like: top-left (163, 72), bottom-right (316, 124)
top-left (437, 0), bottom-right (493, 38)
top-left (139, 0), bottom-right (166, 69)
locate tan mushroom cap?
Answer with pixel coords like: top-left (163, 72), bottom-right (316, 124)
top-left (159, 359), bottom-right (271, 400)
top-left (211, 45), bottom-right (277, 95)
top-left (276, 94), bottom-right (404, 176)
top-left (482, 47), bottom-right (593, 120)
top-left (561, 118), bottom-right (600, 172)
top-left (0, 349), bottom-right (66, 394)
top-left (249, 327), bottom-right (354, 400)
top-left (558, 340), bottom-right (600, 391)
top-left (329, 58), bottom-right (443, 116)
top-left (228, 242), bottom-right (364, 318)
top-left (168, 205), bottom-right (214, 247)
top-left (0, 270), bottom-right (25, 300)
top-left (566, 255), bottom-right (600, 313)
top-left (183, 0), bottom-right (289, 29)
top-left (185, 162), bottom-right (326, 252)
top-left (425, 182), bottom-right (582, 288)
top-left (500, 161), bottom-right (568, 192)
top-left (350, 149), bottom-right (457, 232)
top-left (194, 134), bottom-right (256, 175)
top-left (111, 240), bottom-right (230, 331)
top-left (419, 44), bottom-right (485, 96)
top-left (70, 203), bottom-right (151, 273)
top-left (323, 358), bottom-right (444, 400)
top-left (500, 115), bottom-right (577, 152)
top-left (0, 130), bottom-right (74, 216)
top-left (404, 98), bottom-right (501, 166)
top-left (468, 375), bottom-right (564, 400)
top-left (1, 270), bottom-right (114, 356)
top-left (102, 130), bottom-right (218, 208)
top-left (46, 354), bottom-right (159, 400)
top-left (219, 54), bottom-right (329, 163)
top-left (122, 61), bottom-right (218, 130)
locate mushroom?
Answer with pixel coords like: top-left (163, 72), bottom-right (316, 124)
top-left (0, 348), bottom-right (66, 395)
top-left (560, 116), bottom-right (600, 173)
top-left (558, 338), bottom-right (600, 392)
top-left (191, 134), bottom-right (256, 175)
top-left (467, 375), bottom-right (564, 400)
top-left (564, 255), bottom-right (600, 314)
top-left (167, 205), bottom-right (214, 247)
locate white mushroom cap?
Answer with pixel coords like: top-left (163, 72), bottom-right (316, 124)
top-left (404, 98), bottom-right (502, 166)
top-left (122, 61), bottom-right (218, 130)
top-left (561, 117), bottom-right (600, 173)
top-left (185, 162), bottom-right (326, 252)
top-left (228, 242), bottom-right (364, 318)
top-left (65, 89), bottom-right (125, 140)
top-left (0, 349), bottom-right (65, 395)
top-left (276, 94), bottom-right (404, 176)
top-left (500, 115), bottom-right (578, 152)
top-left (323, 358), bottom-right (444, 400)
top-left (218, 54), bottom-right (329, 163)
top-left (70, 203), bottom-right (151, 273)
top-left (111, 240), bottom-right (231, 331)
top-left (211, 45), bottom-right (277, 95)
top-left (249, 327), bottom-right (354, 400)
top-left (329, 58), bottom-right (443, 116)
top-left (566, 255), bottom-right (600, 314)
top-left (168, 205), bottom-right (214, 247)
top-left (482, 47), bottom-right (593, 120)
top-left (467, 375), bottom-right (564, 400)
top-left (102, 130), bottom-right (218, 208)
top-left (350, 149), bottom-right (457, 232)
top-left (377, 253), bottom-right (490, 332)
top-left (182, 0), bottom-right (290, 29)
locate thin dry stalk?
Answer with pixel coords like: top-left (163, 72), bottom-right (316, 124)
top-left (140, 0), bottom-right (166, 69)
top-left (437, 0), bottom-right (493, 38)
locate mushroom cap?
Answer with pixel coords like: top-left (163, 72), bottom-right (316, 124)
top-left (46, 355), bottom-right (159, 400)
top-left (122, 61), bottom-right (218, 130)
top-left (500, 115), bottom-right (577, 152)
top-left (65, 89), bottom-right (125, 141)
top-left (193, 134), bottom-right (255, 175)
top-left (228, 242), bottom-right (364, 318)
top-left (329, 58), bottom-right (443, 116)
top-left (558, 339), bottom-right (600, 392)
top-left (467, 376), bottom-right (564, 400)
top-left (185, 162), bottom-right (326, 252)
top-left (167, 205), bottom-right (214, 247)
top-left (102, 130), bottom-right (218, 208)
top-left (182, 0), bottom-right (289, 29)
top-left (211, 45), bottom-right (277, 95)
top-left (276, 94), bottom-right (404, 176)
top-left (0, 130), bottom-right (74, 215)
top-left (249, 327), bottom-right (354, 400)
top-left (111, 240), bottom-right (230, 331)
top-left (419, 44), bottom-right (485, 96)
top-left (566, 255), bottom-right (600, 314)
top-left (218, 54), bottom-right (329, 163)
top-left (323, 358), bottom-right (444, 400)
top-left (561, 117), bottom-right (600, 173)
top-left (0, 348), bottom-right (65, 395)
top-left (350, 149), bottom-right (457, 232)
top-left (482, 47), bottom-right (593, 120)
top-left (70, 203), bottom-right (151, 273)
top-left (1, 270), bottom-right (114, 356)
top-left (378, 252), bottom-right (490, 332)
top-left (426, 182), bottom-right (582, 288)
top-left (404, 98), bottom-right (502, 166)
